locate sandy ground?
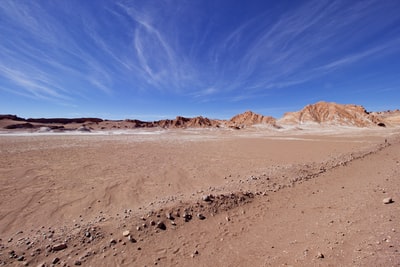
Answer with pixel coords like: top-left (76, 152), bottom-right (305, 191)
top-left (0, 127), bottom-right (399, 266)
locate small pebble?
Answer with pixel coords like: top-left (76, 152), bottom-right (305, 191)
top-left (202, 195), bottom-right (212, 202)
top-left (52, 243), bottom-right (67, 251)
top-left (122, 230), bottom-right (130, 237)
top-left (156, 221), bottom-right (166, 230)
top-left (383, 197), bottom-right (393, 204)
top-left (128, 235), bottom-right (137, 243)
top-left (197, 213), bottom-right (206, 220)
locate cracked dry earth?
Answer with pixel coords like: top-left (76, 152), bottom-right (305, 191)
top-left (0, 128), bottom-right (400, 266)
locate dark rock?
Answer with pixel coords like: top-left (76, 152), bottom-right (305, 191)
top-left (197, 213), bottom-right (206, 220)
top-left (52, 243), bottom-right (67, 251)
top-left (0, 114), bottom-right (25, 121)
top-left (156, 221), bottom-right (166, 230)
top-left (128, 235), bottom-right (137, 243)
top-left (183, 212), bottom-right (192, 222)
top-left (52, 257), bottom-right (60, 264)
top-left (166, 212), bottom-right (174, 220)
top-left (27, 118), bottom-right (103, 124)
top-left (202, 195), bottom-right (213, 202)
top-left (5, 123), bottom-right (34, 129)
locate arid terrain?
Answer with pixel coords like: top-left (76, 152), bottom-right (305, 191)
top-left (1, 102), bottom-right (400, 266)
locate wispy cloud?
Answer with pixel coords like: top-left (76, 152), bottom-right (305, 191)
top-left (0, 1), bottom-right (125, 100)
top-left (0, 0), bottom-right (399, 109)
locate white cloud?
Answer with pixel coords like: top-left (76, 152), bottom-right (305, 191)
top-left (0, 0), bottom-right (399, 106)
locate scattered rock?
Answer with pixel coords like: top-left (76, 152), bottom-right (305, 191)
top-left (383, 197), bottom-right (393, 204)
top-left (156, 221), bottom-right (166, 230)
top-left (317, 252), bottom-right (324, 259)
top-left (202, 195), bottom-right (212, 202)
top-left (109, 239), bottom-right (117, 245)
top-left (17, 256), bottom-right (24, 261)
top-left (191, 250), bottom-right (199, 258)
top-left (74, 260), bottom-right (82, 265)
top-left (52, 243), bottom-right (67, 251)
top-left (166, 212), bottom-right (174, 220)
top-left (122, 230), bottom-right (130, 237)
top-left (52, 257), bottom-right (60, 264)
top-left (197, 213), bottom-right (206, 220)
top-left (183, 212), bottom-right (192, 222)
top-left (128, 235), bottom-right (137, 243)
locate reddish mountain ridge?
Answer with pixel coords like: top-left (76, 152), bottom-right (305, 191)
top-left (157, 116), bottom-right (217, 128)
top-left (228, 111), bottom-right (277, 128)
top-left (1, 102), bottom-right (399, 131)
top-left (278, 101), bottom-right (385, 127)
top-left (370, 110), bottom-right (400, 127)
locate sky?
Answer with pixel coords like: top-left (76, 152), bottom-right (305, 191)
top-left (0, 0), bottom-right (399, 120)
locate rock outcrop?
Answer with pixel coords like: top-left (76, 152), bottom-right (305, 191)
top-left (157, 116), bottom-right (216, 128)
top-left (278, 101), bottom-right (383, 127)
top-left (229, 111), bottom-right (277, 128)
top-left (1, 102), bottom-right (399, 131)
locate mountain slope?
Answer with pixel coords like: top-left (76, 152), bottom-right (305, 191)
top-left (278, 101), bottom-right (383, 127)
top-left (229, 111), bottom-right (277, 128)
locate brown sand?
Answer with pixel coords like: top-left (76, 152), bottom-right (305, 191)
top-left (0, 127), bottom-right (399, 266)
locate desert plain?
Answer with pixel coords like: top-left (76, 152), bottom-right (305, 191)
top-left (0, 125), bottom-right (399, 267)
top-left (1, 102), bottom-right (400, 266)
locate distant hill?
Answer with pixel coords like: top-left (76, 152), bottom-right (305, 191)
top-left (228, 111), bottom-right (277, 128)
top-left (278, 101), bottom-right (385, 127)
top-left (1, 101), bottom-right (399, 131)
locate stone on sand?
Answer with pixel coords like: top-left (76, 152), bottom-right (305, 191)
top-left (122, 230), bottom-right (130, 237)
top-left (52, 243), bottom-right (67, 251)
top-left (156, 221), bottom-right (166, 230)
top-left (197, 213), bottom-right (206, 220)
top-left (383, 197), bottom-right (393, 204)
top-left (202, 195), bottom-right (212, 202)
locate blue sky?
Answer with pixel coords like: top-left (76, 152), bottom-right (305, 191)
top-left (0, 0), bottom-right (399, 120)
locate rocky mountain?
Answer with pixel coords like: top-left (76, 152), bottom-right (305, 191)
top-left (157, 116), bottom-right (217, 128)
top-left (371, 110), bottom-right (400, 127)
top-left (1, 101), bottom-right (399, 131)
top-left (278, 101), bottom-right (384, 127)
top-left (228, 111), bottom-right (277, 128)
